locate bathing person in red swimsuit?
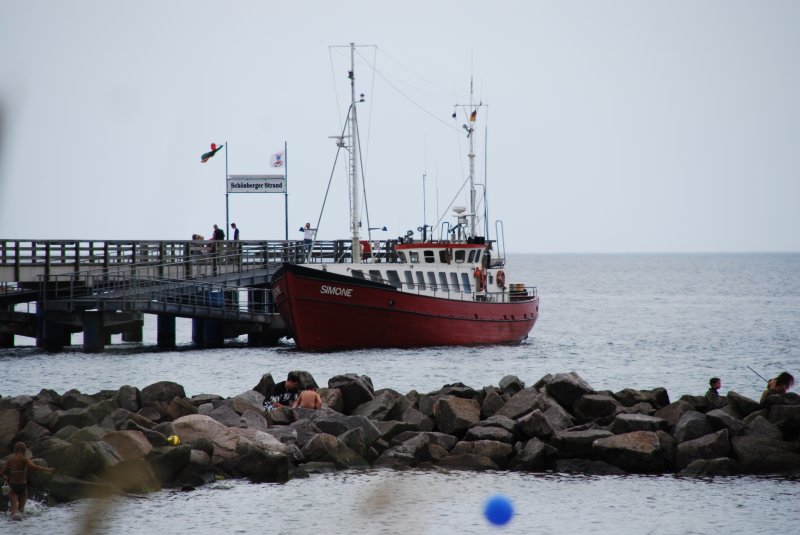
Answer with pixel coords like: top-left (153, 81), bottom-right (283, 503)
top-left (0, 442), bottom-right (56, 518)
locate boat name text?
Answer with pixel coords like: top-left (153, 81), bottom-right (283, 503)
top-left (320, 285), bottom-right (353, 297)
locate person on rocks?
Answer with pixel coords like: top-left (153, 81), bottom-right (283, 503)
top-left (0, 441), bottom-right (56, 519)
top-left (760, 371), bottom-right (795, 404)
top-left (705, 377), bottom-right (726, 408)
top-left (293, 385), bottom-right (323, 410)
top-left (264, 372), bottom-right (301, 412)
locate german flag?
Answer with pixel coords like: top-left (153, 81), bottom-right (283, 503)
top-left (201, 143), bottom-right (224, 163)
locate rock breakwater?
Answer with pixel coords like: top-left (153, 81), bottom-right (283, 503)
top-left (1, 371), bottom-right (799, 505)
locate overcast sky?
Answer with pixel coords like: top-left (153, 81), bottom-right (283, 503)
top-left (1, 1), bottom-right (798, 253)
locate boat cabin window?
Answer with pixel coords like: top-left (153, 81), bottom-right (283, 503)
top-left (415, 271), bottom-right (426, 290)
top-left (438, 272), bottom-right (449, 291)
top-left (449, 272), bottom-right (460, 291)
top-left (404, 270), bottom-right (415, 289)
top-left (397, 252), bottom-right (407, 263)
top-left (368, 270), bottom-right (383, 283)
top-left (424, 251), bottom-right (435, 264)
top-left (468, 250), bottom-right (478, 263)
top-left (439, 250), bottom-right (451, 263)
top-left (454, 250), bottom-right (466, 263)
top-left (386, 270), bottom-right (401, 289)
top-left (460, 273), bottom-right (472, 293)
top-left (426, 271), bottom-right (437, 290)
top-left (409, 251), bottom-right (419, 263)
top-left (351, 270), bottom-right (365, 279)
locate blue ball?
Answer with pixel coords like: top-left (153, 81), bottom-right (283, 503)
top-left (484, 494), bottom-right (514, 525)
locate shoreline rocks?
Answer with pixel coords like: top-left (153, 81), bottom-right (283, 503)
top-left (1, 372), bottom-right (799, 506)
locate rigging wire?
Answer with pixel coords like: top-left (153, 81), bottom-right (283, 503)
top-left (314, 114), bottom-right (352, 245)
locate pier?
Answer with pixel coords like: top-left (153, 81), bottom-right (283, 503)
top-left (0, 238), bottom-right (398, 351)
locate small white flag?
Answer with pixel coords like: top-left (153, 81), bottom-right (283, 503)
top-left (270, 150), bottom-right (285, 169)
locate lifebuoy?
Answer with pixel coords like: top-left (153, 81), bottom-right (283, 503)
top-left (496, 270), bottom-right (506, 289)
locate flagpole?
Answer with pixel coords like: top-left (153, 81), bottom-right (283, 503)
top-left (225, 141), bottom-right (230, 240)
top-left (284, 140), bottom-right (288, 241)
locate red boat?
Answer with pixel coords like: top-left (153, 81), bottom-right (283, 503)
top-left (271, 44), bottom-right (539, 351)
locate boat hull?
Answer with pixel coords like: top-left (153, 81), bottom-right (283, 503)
top-left (271, 263), bottom-right (539, 351)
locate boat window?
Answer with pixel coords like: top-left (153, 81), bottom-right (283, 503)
top-left (468, 250), bottom-right (477, 263)
top-left (404, 270), bottom-right (415, 289)
top-left (409, 251), bottom-right (419, 263)
top-left (415, 271), bottom-right (426, 290)
top-left (439, 250), bottom-right (449, 263)
top-left (351, 270), bottom-right (365, 279)
top-left (397, 252), bottom-right (407, 263)
top-left (454, 250), bottom-right (466, 263)
top-left (460, 272), bottom-right (472, 293)
top-left (438, 272), bottom-right (449, 291)
top-left (424, 251), bottom-right (435, 264)
top-left (427, 271), bottom-right (437, 290)
top-left (450, 272), bottom-right (460, 291)
top-left (386, 270), bottom-right (401, 289)
top-left (368, 269), bottom-right (383, 283)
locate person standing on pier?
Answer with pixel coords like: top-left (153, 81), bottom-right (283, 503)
top-left (301, 223), bottom-right (316, 261)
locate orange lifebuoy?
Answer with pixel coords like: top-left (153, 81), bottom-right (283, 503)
top-left (474, 267), bottom-right (486, 291)
top-left (496, 270), bottom-right (506, 289)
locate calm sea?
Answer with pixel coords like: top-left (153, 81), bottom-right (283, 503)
top-left (2, 253), bottom-right (799, 534)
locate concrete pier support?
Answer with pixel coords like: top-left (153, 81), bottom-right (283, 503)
top-left (121, 316), bottom-right (144, 342)
top-left (37, 311), bottom-right (67, 352)
top-left (0, 331), bottom-right (13, 348)
top-left (203, 319), bottom-right (224, 348)
top-left (157, 314), bottom-right (176, 349)
top-left (192, 318), bottom-right (204, 346)
top-left (83, 311), bottom-right (106, 353)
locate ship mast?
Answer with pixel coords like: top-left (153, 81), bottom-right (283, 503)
top-left (468, 76), bottom-right (477, 238)
top-left (348, 43), bottom-right (362, 263)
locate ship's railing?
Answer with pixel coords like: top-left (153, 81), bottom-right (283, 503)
top-left (362, 275), bottom-right (537, 304)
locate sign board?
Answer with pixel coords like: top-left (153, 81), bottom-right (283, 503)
top-left (227, 174), bottom-right (286, 193)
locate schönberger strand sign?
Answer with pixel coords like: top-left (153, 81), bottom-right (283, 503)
top-left (226, 175), bottom-right (286, 193)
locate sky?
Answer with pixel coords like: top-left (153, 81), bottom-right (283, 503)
top-left (1, 0), bottom-right (798, 253)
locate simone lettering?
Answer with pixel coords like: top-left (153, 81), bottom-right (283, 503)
top-left (320, 285), bottom-right (353, 297)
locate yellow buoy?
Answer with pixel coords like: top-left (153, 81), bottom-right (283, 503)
top-left (167, 435), bottom-right (181, 446)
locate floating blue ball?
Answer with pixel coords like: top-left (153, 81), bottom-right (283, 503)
top-left (484, 494), bottom-right (514, 525)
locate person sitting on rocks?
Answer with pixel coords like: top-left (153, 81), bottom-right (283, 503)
top-left (705, 377), bottom-right (726, 408)
top-left (264, 372), bottom-right (301, 412)
top-left (0, 441), bottom-right (56, 519)
top-left (293, 385), bottom-right (323, 410)
top-left (760, 371), bottom-right (795, 405)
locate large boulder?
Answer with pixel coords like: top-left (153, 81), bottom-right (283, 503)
top-left (509, 438), bottom-right (554, 471)
top-left (540, 395), bottom-right (576, 431)
top-left (148, 444), bottom-right (193, 484)
top-left (252, 373), bottom-right (275, 398)
top-left (767, 404), bottom-right (800, 437)
top-left (48, 408), bottom-right (97, 432)
top-left (516, 409), bottom-right (555, 440)
top-left (673, 411), bottom-right (714, 443)
top-left (45, 474), bottom-right (116, 502)
top-left (231, 390), bottom-right (266, 415)
top-left (679, 457), bottom-right (738, 476)
top-left (328, 374), bottom-right (375, 414)
top-left (57, 441), bottom-right (122, 479)
top-left (705, 409), bottom-right (746, 436)
top-left (0, 408), bottom-right (22, 452)
top-left (654, 400), bottom-right (695, 427)
top-left (352, 389), bottom-right (405, 421)
top-left (438, 453), bottom-right (499, 471)
top-left (726, 391), bottom-right (761, 418)
top-left (450, 439), bottom-right (513, 467)
top-left (102, 430), bottom-right (153, 461)
top-left (498, 375), bottom-right (526, 396)
top-left (300, 433), bottom-right (368, 468)
top-left (744, 415), bottom-right (783, 441)
top-left (171, 414), bottom-right (239, 463)
top-left (61, 389), bottom-right (97, 410)
top-left (573, 394), bottom-right (623, 422)
top-left (208, 404), bottom-right (241, 428)
top-left (434, 396), bottom-right (481, 436)
top-left (313, 414), bottom-right (381, 446)
top-left (675, 429), bottom-right (731, 469)
top-left (543, 372), bottom-right (594, 410)
top-left (140, 381), bottom-right (186, 405)
top-left (240, 408), bottom-right (269, 432)
top-left (731, 436), bottom-right (800, 473)
top-left (593, 431), bottom-right (666, 473)
top-left (480, 388), bottom-right (505, 419)
top-left (550, 429), bottom-right (613, 458)
top-left (495, 387), bottom-right (542, 420)
top-left (218, 440), bottom-right (292, 483)
top-left (463, 425), bottom-right (515, 444)
top-left (610, 413), bottom-right (667, 434)
top-left (112, 385), bottom-right (141, 413)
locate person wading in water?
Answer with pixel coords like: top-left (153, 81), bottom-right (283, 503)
top-left (0, 441), bottom-right (56, 519)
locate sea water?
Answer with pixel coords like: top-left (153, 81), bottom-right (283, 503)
top-left (1, 253), bottom-right (799, 534)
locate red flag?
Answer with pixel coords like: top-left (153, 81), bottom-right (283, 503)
top-left (201, 143), bottom-right (224, 163)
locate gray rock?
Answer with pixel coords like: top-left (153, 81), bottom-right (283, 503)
top-left (372, 420), bottom-right (419, 443)
top-left (398, 406), bottom-right (434, 431)
top-left (726, 391), bottom-right (761, 418)
top-left (767, 404), bottom-right (800, 433)
top-left (450, 439), bottom-right (513, 467)
top-left (209, 404), bottom-right (241, 427)
top-left (148, 444), bottom-right (192, 484)
top-left (124, 420), bottom-right (169, 447)
top-left (300, 433), bottom-right (368, 469)
top-left (679, 457), bottom-right (737, 476)
top-left (434, 396), bottom-right (481, 436)
top-left (480, 388), bottom-right (505, 419)
top-left (104, 459), bottom-right (162, 493)
top-left (731, 435), bottom-right (800, 473)
top-left (318, 388), bottom-right (344, 413)
top-left (610, 413), bottom-right (667, 434)
top-left (0, 408), bottom-right (22, 451)
top-left (352, 389), bottom-right (403, 420)
top-left (553, 459), bottom-right (627, 475)
top-left (231, 390), bottom-right (265, 415)
top-left (68, 425), bottom-right (109, 444)
top-left (48, 408), bottom-right (97, 432)
top-left (509, 437), bottom-right (554, 471)
top-left (543, 372), bottom-right (595, 410)
top-left (593, 431), bottom-right (666, 473)
top-left (13, 420), bottom-right (52, 446)
top-left (673, 411), bottom-right (714, 443)
top-left (328, 374), bottom-right (375, 414)
top-left (251, 373), bottom-right (275, 398)
top-left (676, 429), bottom-right (731, 469)
top-left (61, 389), bottom-right (97, 410)
top-left (551, 429), bottom-right (614, 458)
top-left (499, 375), bottom-right (525, 395)
top-left (313, 414), bottom-right (381, 446)
top-left (113, 385), bottom-right (141, 413)
top-left (240, 408), bottom-right (269, 432)
top-left (141, 381), bottom-right (186, 405)
top-left (45, 474), bottom-right (117, 502)
top-left (541, 395), bottom-right (576, 431)
top-left (218, 441), bottom-right (292, 483)
top-left (58, 441), bottom-right (122, 479)
top-left (495, 387), bottom-right (542, 420)
top-left (654, 400), bottom-right (695, 428)
top-left (463, 426), bottom-right (515, 444)
top-left (27, 401), bottom-right (58, 427)
top-left (103, 430), bottom-right (153, 461)
top-left (706, 409), bottom-right (746, 435)
top-left (573, 394), bottom-right (623, 422)
top-left (744, 415), bottom-right (783, 441)
top-left (438, 453), bottom-right (499, 470)
top-left (516, 409), bottom-right (554, 440)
